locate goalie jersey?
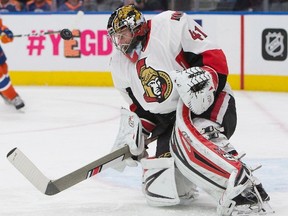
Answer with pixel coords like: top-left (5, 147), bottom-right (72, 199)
top-left (110, 11), bottom-right (234, 136)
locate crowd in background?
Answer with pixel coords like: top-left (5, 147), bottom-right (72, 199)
top-left (0, 0), bottom-right (287, 13)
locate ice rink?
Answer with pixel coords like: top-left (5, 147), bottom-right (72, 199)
top-left (0, 86), bottom-right (287, 216)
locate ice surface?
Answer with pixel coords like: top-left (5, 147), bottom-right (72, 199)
top-left (0, 87), bottom-right (287, 216)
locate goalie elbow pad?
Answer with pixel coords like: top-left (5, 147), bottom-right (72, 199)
top-left (172, 66), bottom-right (218, 115)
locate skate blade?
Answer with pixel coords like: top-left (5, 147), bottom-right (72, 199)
top-left (232, 202), bottom-right (275, 216)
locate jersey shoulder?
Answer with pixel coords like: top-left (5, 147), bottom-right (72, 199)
top-left (149, 11), bottom-right (191, 33)
top-left (151, 10), bottom-right (189, 23)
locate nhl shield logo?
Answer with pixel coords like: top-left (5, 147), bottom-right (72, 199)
top-left (262, 28), bottom-right (287, 61)
top-left (265, 32), bottom-right (284, 57)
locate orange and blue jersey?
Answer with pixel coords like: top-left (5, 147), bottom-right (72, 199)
top-left (0, 46), bottom-right (7, 64)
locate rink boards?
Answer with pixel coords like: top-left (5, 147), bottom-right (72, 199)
top-left (1, 12), bottom-right (288, 91)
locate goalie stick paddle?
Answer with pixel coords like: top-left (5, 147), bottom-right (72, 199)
top-left (7, 145), bottom-right (132, 196)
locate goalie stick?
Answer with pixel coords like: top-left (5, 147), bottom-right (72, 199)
top-left (7, 136), bottom-right (157, 196)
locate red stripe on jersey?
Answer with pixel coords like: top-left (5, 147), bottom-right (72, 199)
top-left (181, 104), bottom-right (242, 175)
top-left (175, 50), bottom-right (190, 69)
top-left (210, 91), bottom-right (226, 122)
top-left (142, 20), bottom-right (151, 52)
top-left (202, 49), bottom-right (228, 75)
top-left (175, 49), bottom-right (228, 77)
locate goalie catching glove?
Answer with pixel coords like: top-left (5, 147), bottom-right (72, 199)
top-left (172, 66), bottom-right (218, 115)
top-left (111, 108), bottom-right (147, 171)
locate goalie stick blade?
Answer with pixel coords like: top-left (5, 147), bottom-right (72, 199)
top-left (7, 146), bottom-right (132, 195)
top-left (7, 148), bottom-right (51, 194)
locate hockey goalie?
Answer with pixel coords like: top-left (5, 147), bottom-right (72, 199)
top-left (107, 5), bottom-right (273, 216)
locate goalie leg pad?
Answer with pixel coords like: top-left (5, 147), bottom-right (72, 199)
top-left (171, 100), bottom-right (273, 215)
top-left (193, 117), bottom-right (237, 155)
top-left (141, 157), bottom-right (180, 206)
top-left (217, 170), bottom-right (245, 216)
top-left (170, 100), bottom-right (244, 200)
top-left (175, 167), bottom-right (199, 205)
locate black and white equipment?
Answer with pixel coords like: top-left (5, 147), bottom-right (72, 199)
top-left (194, 117), bottom-right (237, 155)
top-left (172, 66), bottom-right (217, 115)
top-left (111, 108), bottom-right (146, 171)
top-left (170, 100), bottom-right (274, 215)
top-left (217, 169), bottom-right (274, 216)
top-left (112, 108), bottom-right (145, 156)
top-left (141, 157), bottom-right (198, 207)
top-left (141, 157), bottom-right (180, 206)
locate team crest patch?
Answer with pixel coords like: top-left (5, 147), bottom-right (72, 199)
top-left (136, 58), bottom-right (172, 103)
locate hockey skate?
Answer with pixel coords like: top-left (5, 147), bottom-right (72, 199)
top-left (232, 183), bottom-right (274, 215)
top-left (217, 167), bottom-right (274, 216)
top-left (11, 95), bottom-right (25, 110)
top-left (1, 93), bottom-right (25, 110)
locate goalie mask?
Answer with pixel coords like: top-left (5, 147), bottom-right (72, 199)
top-left (107, 5), bottom-right (148, 62)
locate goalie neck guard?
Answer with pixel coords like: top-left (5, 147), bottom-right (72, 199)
top-left (107, 5), bottom-right (148, 62)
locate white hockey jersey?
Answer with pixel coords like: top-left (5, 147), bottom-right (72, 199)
top-left (110, 11), bottom-right (229, 115)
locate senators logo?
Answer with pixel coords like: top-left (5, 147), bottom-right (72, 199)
top-left (136, 58), bottom-right (172, 103)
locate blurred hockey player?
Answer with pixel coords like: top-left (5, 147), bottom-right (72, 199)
top-left (0, 18), bottom-right (25, 110)
top-left (107, 5), bottom-right (273, 215)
